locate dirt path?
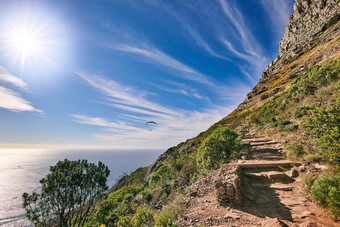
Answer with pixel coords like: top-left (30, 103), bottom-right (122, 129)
top-left (177, 132), bottom-right (338, 226)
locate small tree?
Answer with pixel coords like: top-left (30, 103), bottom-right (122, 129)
top-left (23, 159), bottom-right (110, 227)
top-left (196, 127), bottom-right (242, 169)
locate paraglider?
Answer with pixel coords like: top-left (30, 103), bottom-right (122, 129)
top-left (146, 121), bottom-right (157, 131)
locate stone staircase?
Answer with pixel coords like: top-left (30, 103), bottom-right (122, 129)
top-left (238, 132), bottom-right (301, 225)
top-left (178, 131), bottom-right (337, 226)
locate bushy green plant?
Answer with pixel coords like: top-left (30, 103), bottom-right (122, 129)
top-left (311, 173), bottom-right (340, 217)
top-left (196, 127), bottom-right (242, 169)
top-left (117, 216), bottom-right (133, 227)
top-left (92, 186), bottom-right (143, 226)
top-left (304, 103), bottom-right (340, 164)
top-left (149, 165), bottom-right (176, 195)
top-left (154, 204), bottom-right (182, 227)
top-left (133, 207), bottom-right (154, 227)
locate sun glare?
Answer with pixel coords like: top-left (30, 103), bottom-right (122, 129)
top-left (2, 9), bottom-right (67, 71)
top-left (10, 29), bottom-right (41, 56)
top-left (4, 24), bottom-right (46, 69)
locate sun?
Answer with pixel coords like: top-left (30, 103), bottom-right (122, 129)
top-left (10, 29), bottom-right (40, 55)
top-left (1, 7), bottom-right (68, 74)
top-left (4, 24), bottom-right (46, 68)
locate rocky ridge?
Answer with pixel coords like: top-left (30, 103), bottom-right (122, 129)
top-left (243, 0), bottom-right (340, 107)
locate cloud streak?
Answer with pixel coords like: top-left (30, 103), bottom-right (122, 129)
top-left (75, 71), bottom-right (181, 118)
top-left (74, 71), bottom-right (235, 148)
top-left (111, 44), bottom-right (215, 86)
top-left (0, 86), bottom-right (43, 113)
top-left (0, 66), bottom-right (28, 89)
top-left (218, 0), bottom-right (269, 81)
top-left (0, 66), bottom-right (42, 113)
top-left (260, 0), bottom-right (292, 37)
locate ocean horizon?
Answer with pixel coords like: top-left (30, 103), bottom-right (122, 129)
top-left (0, 148), bottom-right (163, 226)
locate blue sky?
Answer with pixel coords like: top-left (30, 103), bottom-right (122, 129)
top-left (0, 0), bottom-right (294, 149)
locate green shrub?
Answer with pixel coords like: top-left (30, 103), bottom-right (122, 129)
top-left (311, 173), bottom-right (340, 217)
top-left (94, 186), bottom-right (143, 226)
top-left (196, 127), bottom-right (242, 169)
top-left (304, 103), bottom-right (340, 164)
top-left (133, 207), bottom-right (154, 227)
top-left (154, 204), bottom-right (182, 227)
top-left (117, 216), bottom-right (133, 227)
top-left (149, 165), bottom-right (176, 195)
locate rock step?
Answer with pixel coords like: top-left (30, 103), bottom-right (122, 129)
top-left (250, 148), bottom-right (283, 153)
top-left (244, 171), bottom-right (287, 179)
top-left (252, 155), bottom-right (285, 161)
top-left (243, 138), bottom-right (272, 143)
top-left (250, 183), bottom-right (293, 191)
top-left (243, 170), bottom-right (294, 183)
top-left (250, 141), bottom-right (279, 146)
top-left (243, 136), bottom-right (268, 140)
top-left (238, 160), bottom-right (300, 169)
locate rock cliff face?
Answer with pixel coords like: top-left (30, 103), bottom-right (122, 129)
top-left (243, 0), bottom-right (340, 104)
top-left (280, 0), bottom-right (340, 60)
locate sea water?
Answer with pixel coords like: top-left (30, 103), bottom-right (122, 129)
top-left (0, 149), bottom-right (163, 226)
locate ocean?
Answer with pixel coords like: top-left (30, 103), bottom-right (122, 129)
top-left (0, 148), bottom-right (163, 226)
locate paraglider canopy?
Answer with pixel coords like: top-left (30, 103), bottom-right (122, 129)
top-left (146, 121), bottom-right (157, 125)
top-left (146, 121), bottom-right (157, 131)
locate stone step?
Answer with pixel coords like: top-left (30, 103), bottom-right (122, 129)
top-left (250, 141), bottom-right (279, 146)
top-left (243, 172), bottom-right (267, 180)
top-left (250, 183), bottom-right (293, 191)
top-left (243, 136), bottom-right (268, 140)
top-left (253, 156), bottom-right (285, 161)
top-left (252, 153), bottom-right (285, 159)
top-left (270, 183), bottom-right (293, 191)
top-left (250, 148), bottom-right (283, 153)
top-left (238, 160), bottom-right (300, 169)
top-left (243, 139), bottom-right (271, 143)
top-left (244, 170), bottom-right (293, 183)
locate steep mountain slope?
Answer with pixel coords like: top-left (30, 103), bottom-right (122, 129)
top-left (85, 1), bottom-right (340, 226)
top-left (146, 0), bottom-right (340, 182)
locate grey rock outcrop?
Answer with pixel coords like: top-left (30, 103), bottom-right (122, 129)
top-left (279, 0), bottom-right (340, 60)
top-left (242, 0), bottom-right (340, 106)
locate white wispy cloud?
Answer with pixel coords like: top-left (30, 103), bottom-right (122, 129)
top-left (0, 66), bottom-right (42, 113)
top-left (181, 23), bottom-right (231, 62)
top-left (218, 0), bottom-right (269, 80)
top-left (75, 71), bottom-right (180, 118)
top-left (110, 44), bottom-right (215, 86)
top-left (260, 0), bottom-right (292, 37)
top-left (218, 0), bottom-right (260, 56)
top-left (73, 71), bottom-right (236, 148)
top-left (72, 106), bottom-right (232, 149)
top-left (109, 43), bottom-right (250, 100)
top-left (0, 86), bottom-right (43, 113)
top-left (151, 81), bottom-right (208, 100)
top-left (0, 66), bottom-right (28, 89)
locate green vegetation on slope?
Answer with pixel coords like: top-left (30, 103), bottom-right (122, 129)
top-left (311, 173), bottom-right (340, 217)
top-left (249, 62), bottom-right (340, 165)
top-left (84, 127), bottom-right (242, 226)
top-left (81, 60), bottom-right (340, 226)
top-left (196, 127), bottom-right (242, 169)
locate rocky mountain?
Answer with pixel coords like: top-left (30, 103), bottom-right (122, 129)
top-left (242, 0), bottom-right (340, 109)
